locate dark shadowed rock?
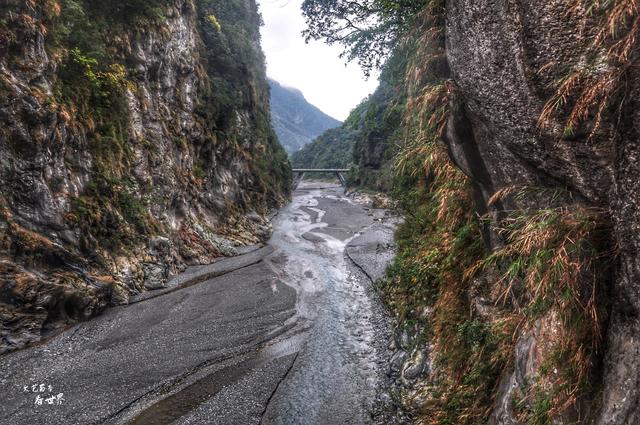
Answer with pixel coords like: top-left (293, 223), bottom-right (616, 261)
top-left (142, 263), bottom-right (168, 290)
top-left (401, 349), bottom-right (428, 382)
top-left (390, 350), bottom-right (407, 375)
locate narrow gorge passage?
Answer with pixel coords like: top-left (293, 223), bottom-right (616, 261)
top-left (0, 182), bottom-right (396, 425)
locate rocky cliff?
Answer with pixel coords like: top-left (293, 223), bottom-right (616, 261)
top-left (444, 1), bottom-right (638, 423)
top-left (0, 0), bottom-right (290, 353)
top-left (341, 1), bottom-right (639, 424)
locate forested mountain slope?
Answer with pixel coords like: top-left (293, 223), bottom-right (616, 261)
top-left (303, 0), bottom-right (640, 423)
top-left (268, 78), bottom-right (341, 154)
top-left (0, 0), bottom-right (290, 352)
top-left (290, 127), bottom-right (356, 170)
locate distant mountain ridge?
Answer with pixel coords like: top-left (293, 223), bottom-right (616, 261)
top-left (268, 78), bottom-right (341, 154)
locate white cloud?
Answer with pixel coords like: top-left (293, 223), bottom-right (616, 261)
top-left (257, 0), bottom-right (379, 121)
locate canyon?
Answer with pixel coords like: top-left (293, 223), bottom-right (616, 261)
top-left (2, 0), bottom-right (640, 424)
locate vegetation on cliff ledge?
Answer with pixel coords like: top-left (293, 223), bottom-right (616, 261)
top-left (0, 0), bottom-right (290, 352)
top-left (304, 0), bottom-right (630, 423)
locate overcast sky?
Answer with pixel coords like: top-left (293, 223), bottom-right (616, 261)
top-left (257, 0), bottom-right (379, 121)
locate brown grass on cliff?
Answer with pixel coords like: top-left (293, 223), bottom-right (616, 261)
top-left (539, 0), bottom-right (639, 138)
top-left (465, 196), bottom-right (610, 421)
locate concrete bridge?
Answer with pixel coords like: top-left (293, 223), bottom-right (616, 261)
top-left (292, 169), bottom-right (349, 189)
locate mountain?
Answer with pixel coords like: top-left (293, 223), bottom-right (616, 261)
top-left (268, 78), bottom-right (342, 154)
top-left (290, 58), bottom-right (404, 191)
top-left (292, 72), bottom-right (404, 192)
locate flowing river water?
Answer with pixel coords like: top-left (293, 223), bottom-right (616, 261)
top-left (0, 182), bottom-right (398, 425)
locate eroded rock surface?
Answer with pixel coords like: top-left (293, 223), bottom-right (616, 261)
top-left (445, 1), bottom-right (639, 422)
top-left (0, 0), bottom-right (290, 352)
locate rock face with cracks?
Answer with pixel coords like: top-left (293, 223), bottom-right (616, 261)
top-left (445, 0), bottom-right (639, 423)
top-left (0, 0), bottom-right (291, 353)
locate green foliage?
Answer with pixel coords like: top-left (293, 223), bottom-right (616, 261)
top-left (196, 0), bottom-right (267, 128)
top-left (55, 45), bottom-right (131, 173)
top-left (251, 123), bottom-right (293, 208)
top-left (84, 0), bottom-right (172, 25)
top-left (205, 14), bottom-right (222, 32)
top-left (514, 385), bottom-right (554, 425)
top-left (70, 179), bottom-right (151, 252)
top-left (118, 191), bottom-right (149, 234)
top-left (193, 165), bottom-right (206, 180)
top-left (49, 0), bottom-right (173, 60)
top-left (63, 48), bottom-right (129, 105)
top-left (291, 127), bottom-right (357, 169)
top-left (301, 0), bottom-right (427, 75)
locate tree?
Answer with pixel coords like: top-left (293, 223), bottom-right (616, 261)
top-left (301, 0), bottom-right (425, 76)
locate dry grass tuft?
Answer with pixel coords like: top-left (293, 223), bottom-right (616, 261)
top-left (465, 203), bottom-right (610, 421)
top-left (539, 0), bottom-right (639, 139)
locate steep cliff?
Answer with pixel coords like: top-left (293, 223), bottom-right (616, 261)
top-left (339, 1), bottom-right (639, 424)
top-left (0, 0), bottom-right (290, 352)
top-left (444, 2), bottom-right (637, 423)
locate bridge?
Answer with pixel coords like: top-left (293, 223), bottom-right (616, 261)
top-left (292, 168), bottom-right (349, 189)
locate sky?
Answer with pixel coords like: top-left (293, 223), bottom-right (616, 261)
top-left (257, 0), bottom-right (379, 121)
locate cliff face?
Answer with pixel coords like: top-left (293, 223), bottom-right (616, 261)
top-left (347, 1), bottom-right (640, 424)
top-left (0, 0), bottom-right (290, 352)
top-left (446, 1), bottom-right (637, 423)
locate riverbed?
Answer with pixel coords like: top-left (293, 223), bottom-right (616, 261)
top-left (0, 182), bottom-right (398, 424)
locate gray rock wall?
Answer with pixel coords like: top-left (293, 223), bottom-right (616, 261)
top-left (0, 0), bottom-right (290, 352)
top-left (445, 0), bottom-right (638, 423)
